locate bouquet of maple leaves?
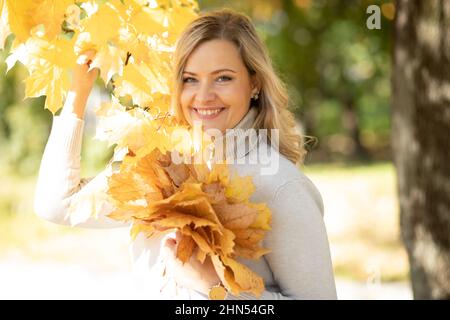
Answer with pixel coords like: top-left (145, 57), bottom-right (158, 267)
top-left (1, 0), bottom-right (273, 299)
top-left (107, 147), bottom-right (272, 299)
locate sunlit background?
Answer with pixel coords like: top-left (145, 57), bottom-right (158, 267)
top-left (0, 0), bottom-right (412, 299)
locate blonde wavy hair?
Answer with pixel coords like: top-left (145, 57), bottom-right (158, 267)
top-left (170, 8), bottom-right (306, 165)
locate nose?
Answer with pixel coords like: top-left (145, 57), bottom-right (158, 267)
top-left (194, 81), bottom-right (216, 104)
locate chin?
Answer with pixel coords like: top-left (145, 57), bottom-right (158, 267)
top-left (201, 122), bottom-right (225, 133)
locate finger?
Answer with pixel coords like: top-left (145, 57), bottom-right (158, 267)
top-left (163, 236), bottom-right (177, 248)
top-left (76, 54), bottom-right (88, 65)
top-left (87, 62), bottom-right (100, 73)
top-left (77, 49), bottom-right (97, 65)
top-left (161, 241), bottom-right (176, 259)
top-left (175, 231), bottom-right (182, 243)
top-left (80, 49), bottom-right (97, 59)
top-left (163, 232), bottom-right (178, 245)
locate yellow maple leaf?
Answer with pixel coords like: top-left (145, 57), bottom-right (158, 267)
top-left (215, 228), bottom-right (235, 256)
top-left (90, 44), bottom-right (124, 83)
top-left (232, 228), bottom-right (265, 248)
top-left (106, 203), bottom-right (149, 222)
top-left (80, 1), bottom-right (121, 47)
top-left (25, 66), bottom-right (70, 114)
top-left (5, 0), bottom-right (38, 42)
top-left (247, 202), bottom-right (272, 230)
top-left (141, 0), bottom-right (199, 44)
top-left (225, 170), bottom-right (256, 203)
top-left (34, 0), bottom-right (74, 40)
top-left (165, 1), bottom-right (199, 41)
top-left (181, 226), bottom-right (214, 256)
top-left (208, 285), bottom-right (227, 300)
top-left (210, 254), bottom-right (264, 297)
top-left (94, 104), bottom-right (177, 159)
top-left (5, 0), bottom-right (72, 42)
top-left (107, 170), bottom-right (152, 203)
top-left (152, 210), bottom-right (218, 230)
top-left (130, 5), bottom-right (167, 37)
top-left (234, 245), bottom-right (271, 260)
top-left (148, 182), bottom-right (204, 210)
top-left (213, 201), bottom-right (258, 230)
top-left (93, 96), bottom-right (137, 147)
top-left (125, 0), bottom-right (198, 44)
top-left (113, 62), bottom-right (154, 107)
top-left (207, 163), bottom-right (230, 185)
top-left (22, 37), bottom-right (76, 113)
top-left (155, 195), bottom-right (222, 226)
top-left (176, 233), bottom-right (196, 264)
top-left (130, 220), bottom-right (158, 241)
top-left (220, 255), bottom-right (265, 297)
top-left (114, 60), bottom-right (170, 107)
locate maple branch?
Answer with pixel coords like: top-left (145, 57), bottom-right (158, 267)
top-left (156, 111), bottom-right (171, 131)
top-left (61, 25), bottom-right (73, 34)
top-left (125, 52), bottom-right (132, 66)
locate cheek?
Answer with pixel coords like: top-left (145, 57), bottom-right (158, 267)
top-left (218, 83), bottom-right (251, 118)
top-left (212, 95), bottom-right (245, 130)
top-left (180, 89), bottom-right (193, 121)
top-left (180, 89), bottom-right (190, 110)
top-left (218, 82), bottom-right (249, 106)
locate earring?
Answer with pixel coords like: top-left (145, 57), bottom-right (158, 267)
top-left (253, 92), bottom-right (259, 100)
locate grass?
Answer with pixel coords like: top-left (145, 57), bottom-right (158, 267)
top-left (302, 161), bottom-right (395, 176)
top-left (0, 170), bottom-right (129, 269)
top-left (303, 161), bottom-right (409, 282)
top-left (0, 173), bottom-right (80, 250)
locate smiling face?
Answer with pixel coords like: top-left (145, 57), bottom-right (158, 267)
top-left (180, 39), bottom-right (259, 133)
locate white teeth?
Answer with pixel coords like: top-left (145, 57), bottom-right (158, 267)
top-left (196, 108), bottom-right (222, 116)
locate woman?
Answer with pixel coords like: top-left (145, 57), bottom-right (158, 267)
top-left (33, 9), bottom-right (337, 300)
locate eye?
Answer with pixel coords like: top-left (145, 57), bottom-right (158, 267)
top-left (216, 75), bottom-right (233, 83)
top-left (182, 77), bottom-right (197, 83)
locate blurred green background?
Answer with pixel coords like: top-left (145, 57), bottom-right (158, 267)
top-left (0, 0), bottom-right (409, 299)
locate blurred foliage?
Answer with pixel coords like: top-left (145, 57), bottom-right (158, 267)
top-left (0, 0), bottom-right (394, 176)
top-left (0, 37), bottom-right (111, 177)
top-left (0, 38), bottom-right (52, 176)
top-left (201, 0), bottom-right (393, 162)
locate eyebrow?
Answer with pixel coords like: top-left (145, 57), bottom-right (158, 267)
top-left (183, 68), bottom-right (237, 75)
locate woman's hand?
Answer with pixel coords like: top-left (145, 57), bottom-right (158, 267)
top-left (61, 50), bottom-right (99, 119)
top-left (160, 232), bottom-right (221, 296)
top-left (71, 50), bottom-right (99, 95)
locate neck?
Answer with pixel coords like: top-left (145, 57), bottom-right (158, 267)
top-left (208, 107), bottom-right (259, 163)
top-left (232, 106), bottom-right (258, 131)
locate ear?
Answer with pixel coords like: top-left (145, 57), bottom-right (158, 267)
top-left (250, 74), bottom-right (261, 95)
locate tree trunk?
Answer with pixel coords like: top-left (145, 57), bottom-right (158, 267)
top-left (342, 98), bottom-right (370, 161)
top-left (392, 0), bottom-right (450, 299)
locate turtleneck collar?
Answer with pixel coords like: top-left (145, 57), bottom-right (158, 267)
top-left (233, 105), bottom-right (259, 131)
top-left (207, 106), bottom-right (260, 164)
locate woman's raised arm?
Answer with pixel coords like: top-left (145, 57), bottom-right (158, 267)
top-left (33, 51), bottom-right (129, 229)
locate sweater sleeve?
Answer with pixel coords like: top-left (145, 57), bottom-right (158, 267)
top-left (225, 176), bottom-right (337, 300)
top-left (33, 114), bottom-right (129, 228)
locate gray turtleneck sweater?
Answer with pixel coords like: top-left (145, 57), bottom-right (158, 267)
top-left (33, 107), bottom-right (337, 300)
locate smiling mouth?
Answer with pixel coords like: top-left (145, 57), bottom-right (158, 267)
top-left (192, 107), bottom-right (226, 119)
